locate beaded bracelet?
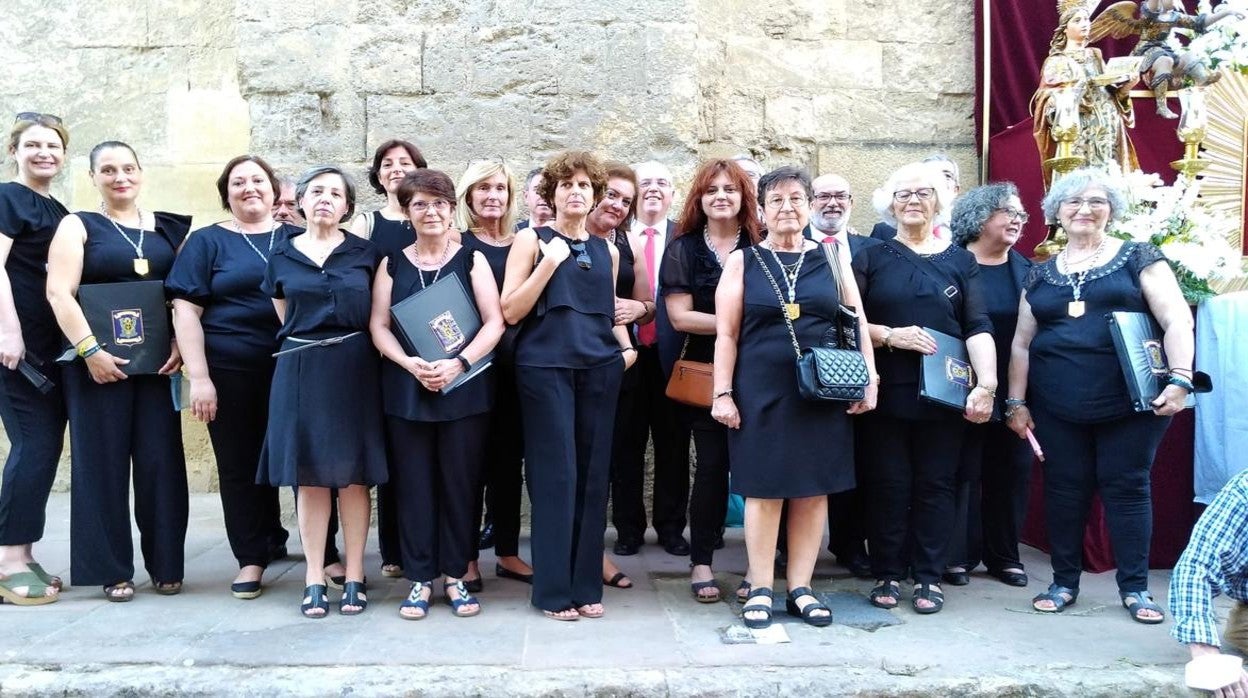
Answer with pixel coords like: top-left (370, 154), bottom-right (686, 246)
top-left (1166, 374), bottom-right (1195, 392)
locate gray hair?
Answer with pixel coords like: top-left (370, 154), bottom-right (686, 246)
top-left (1040, 168), bottom-right (1127, 224)
top-left (872, 162), bottom-right (950, 226)
top-left (951, 182), bottom-right (1020, 247)
top-left (757, 166), bottom-right (812, 203)
top-left (295, 165), bottom-right (357, 222)
top-left (922, 152), bottom-right (960, 182)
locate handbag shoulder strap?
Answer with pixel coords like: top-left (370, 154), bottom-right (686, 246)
top-left (749, 246), bottom-right (803, 359)
top-left (820, 241), bottom-right (846, 305)
top-left (883, 238), bottom-right (963, 321)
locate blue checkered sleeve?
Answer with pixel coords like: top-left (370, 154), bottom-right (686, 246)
top-left (1170, 471), bottom-right (1248, 646)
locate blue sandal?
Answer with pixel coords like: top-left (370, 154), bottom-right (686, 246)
top-left (301, 584), bottom-right (329, 618)
top-left (399, 581), bottom-right (431, 620)
top-left (1121, 590), bottom-right (1164, 624)
top-left (339, 580), bottom-right (367, 616)
top-left (445, 580), bottom-right (480, 618)
top-left (1032, 583), bottom-right (1078, 613)
top-left (742, 587), bottom-right (774, 629)
top-left (786, 586), bottom-right (833, 626)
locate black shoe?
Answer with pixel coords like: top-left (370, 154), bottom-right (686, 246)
top-left (463, 576), bottom-right (484, 593)
top-left (495, 564), bottom-right (533, 584)
top-left (477, 522), bottom-right (495, 551)
top-left (231, 580), bottom-right (262, 600)
top-left (660, 535), bottom-right (690, 557)
top-left (613, 537), bottom-right (642, 556)
top-left (988, 568), bottom-right (1028, 587)
top-left (838, 553), bottom-right (873, 579)
top-left (941, 568), bottom-right (971, 586)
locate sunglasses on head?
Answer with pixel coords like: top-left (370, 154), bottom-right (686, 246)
top-left (15, 112), bottom-right (64, 126)
top-left (568, 240), bottom-right (592, 270)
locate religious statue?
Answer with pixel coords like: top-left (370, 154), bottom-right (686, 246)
top-left (1032, 0), bottom-right (1140, 186)
top-left (1091, 0), bottom-right (1245, 118)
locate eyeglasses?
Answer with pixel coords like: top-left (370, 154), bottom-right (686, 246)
top-left (410, 199), bottom-right (451, 213)
top-left (893, 188), bottom-right (936, 203)
top-left (568, 240), bottom-right (592, 270)
top-left (15, 112), bottom-right (63, 125)
top-left (812, 192), bottom-right (852, 205)
top-left (764, 195), bottom-right (809, 209)
top-left (994, 207), bottom-right (1030, 223)
top-left (1060, 197), bottom-right (1110, 210)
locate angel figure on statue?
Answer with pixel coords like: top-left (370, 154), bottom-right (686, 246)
top-left (1092, 0), bottom-right (1245, 118)
top-left (1032, 0), bottom-right (1140, 183)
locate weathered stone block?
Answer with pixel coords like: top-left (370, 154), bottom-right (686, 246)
top-left (249, 92), bottom-right (365, 165)
top-left (723, 37), bottom-right (883, 90)
top-left (236, 0), bottom-right (353, 29)
top-left (163, 81), bottom-right (251, 163)
top-left (882, 41), bottom-right (976, 94)
top-left (349, 24), bottom-right (425, 95)
top-left (146, 0), bottom-right (231, 47)
top-left (810, 90), bottom-right (975, 144)
top-left (695, 0), bottom-right (848, 41)
top-left (491, 0), bottom-right (692, 26)
top-left (847, 0), bottom-right (972, 45)
top-left (237, 24), bottom-right (351, 95)
top-left (66, 3), bottom-right (148, 48)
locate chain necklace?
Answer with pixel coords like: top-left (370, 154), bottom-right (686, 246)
top-left (101, 205), bottom-right (148, 276)
top-left (763, 240), bottom-right (806, 319)
top-left (233, 219), bottom-right (278, 264)
top-left (703, 227), bottom-right (741, 267)
top-left (1058, 236), bottom-right (1106, 318)
top-left (414, 240), bottom-right (453, 289)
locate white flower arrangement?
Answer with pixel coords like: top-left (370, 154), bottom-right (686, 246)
top-left (1105, 170), bottom-right (1241, 303)
top-left (1186, 0), bottom-right (1248, 74)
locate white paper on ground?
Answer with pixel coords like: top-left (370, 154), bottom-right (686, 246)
top-left (749, 624), bottom-right (791, 644)
top-left (1186, 654), bottom-right (1243, 691)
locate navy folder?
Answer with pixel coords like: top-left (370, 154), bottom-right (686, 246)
top-left (1107, 311), bottom-right (1196, 412)
top-left (918, 327), bottom-right (999, 420)
top-left (389, 271), bottom-right (492, 394)
top-left (76, 280), bottom-right (170, 375)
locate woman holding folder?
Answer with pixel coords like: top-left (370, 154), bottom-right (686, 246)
top-left (370, 169), bottom-right (504, 619)
top-left (46, 141), bottom-right (190, 601)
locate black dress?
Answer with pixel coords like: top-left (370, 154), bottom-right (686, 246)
top-left (258, 232), bottom-right (388, 488)
top-left (729, 246), bottom-right (854, 499)
top-left (367, 211), bottom-right (414, 262)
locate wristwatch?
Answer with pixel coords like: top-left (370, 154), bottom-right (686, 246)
top-left (456, 355), bottom-right (471, 373)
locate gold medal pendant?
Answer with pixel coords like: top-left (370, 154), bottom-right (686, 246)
top-left (784, 303), bottom-right (801, 320)
top-left (1067, 300), bottom-right (1085, 318)
top-left (134, 258), bottom-right (150, 276)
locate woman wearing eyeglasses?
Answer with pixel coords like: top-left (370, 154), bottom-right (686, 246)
top-left (851, 162), bottom-right (995, 615)
top-left (501, 150), bottom-right (636, 621)
top-left (943, 183), bottom-right (1034, 590)
top-left (0, 113), bottom-right (71, 605)
top-left (1006, 168), bottom-right (1193, 625)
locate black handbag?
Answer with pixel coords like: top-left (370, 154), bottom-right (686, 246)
top-left (751, 245), bottom-right (868, 402)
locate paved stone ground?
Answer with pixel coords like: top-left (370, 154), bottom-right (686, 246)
top-left (0, 494), bottom-right (1210, 696)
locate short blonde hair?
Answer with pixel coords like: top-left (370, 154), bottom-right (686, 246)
top-left (455, 159), bottom-right (518, 234)
top-left (872, 162), bottom-right (951, 227)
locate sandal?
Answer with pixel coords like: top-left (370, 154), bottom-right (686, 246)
top-left (380, 563), bottom-right (403, 578)
top-left (604, 572), bottom-right (633, 588)
top-left (155, 581), bottom-right (183, 596)
top-left (301, 584), bottom-right (329, 618)
top-left (445, 580), bottom-right (480, 618)
top-left (0, 571), bottom-right (58, 606)
top-left (691, 579), bottom-right (721, 603)
top-left (742, 587), bottom-right (774, 629)
top-left (542, 607), bottom-right (580, 621)
top-left (912, 583), bottom-right (944, 614)
top-left (576, 603), bottom-right (604, 618)
top-left (736, 579), bottom-right (751, 604)
top-left (28, 563), bottom-right (64, 591)
top-left (399, 581), bottom-right (431, 620)
top-left (1032, 583), bottom-right (1078, 613)
top-left (340, 580), bottom-right (368, 615)
top-left (869, 580), bottom-right (900, 609)
top-left (786, 586), bottom-right (833, 627)
top-left (104, 581), bottom-right (135, 603)
top-left (1121, 590), bottom-right (1165, 625)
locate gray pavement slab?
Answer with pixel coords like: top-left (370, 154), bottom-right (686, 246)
top-left (0, 494), bottom-right (1210, 696)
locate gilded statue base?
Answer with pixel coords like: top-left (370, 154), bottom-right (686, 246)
top-left (1032, 225), bottom-right (1068, 263)
top-left (1044, 155), bottom-right (1086, 178)
top-left (1170, 158), bottom-right (1210, 177)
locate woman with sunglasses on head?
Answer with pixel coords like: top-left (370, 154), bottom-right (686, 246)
top-left (46, 141), bottom-right (192, 602)
top-left (165, 154), bottom-right (300, 600)
top-left (0, 113), bottom-right (71, 605)
top-left (501, 150), bottom-right (636, 621)
top-left (454, 158), bottom-right (531, 591)
top-left (586, 160), bottom-right (652, 590)
top-left (850, 162), bottom-right (995, 615)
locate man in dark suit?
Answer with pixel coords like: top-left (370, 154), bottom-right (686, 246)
top-left (514, 167), bottom-right (554, 231)
top-left (611, 160), bottom-right (691, 557)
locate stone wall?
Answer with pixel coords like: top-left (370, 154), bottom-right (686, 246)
top-left (0, 0), bottom-right (975, 491)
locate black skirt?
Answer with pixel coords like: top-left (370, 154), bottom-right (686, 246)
top-left (258, 332), bottom-right (388, 488)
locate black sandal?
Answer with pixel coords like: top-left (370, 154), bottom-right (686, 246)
top-left (339, 580), bottom-right (367, 616)
top-left (1032, 583), bottom-right (1078, 613)
top-left (911, 583), bottom-right (944, 615)
top-left (1121, 591), bottom-right (1164, 625)
top-left (301, 584), bottom-right (329, 618)
top-left (785, 586), bottom-right (833, 627)
top-left (735, 579), bottom-right (751, 604)
top-left (868, 580), bottom-right (900, 609)
top-left (742, 587), bottom-right (773, 629)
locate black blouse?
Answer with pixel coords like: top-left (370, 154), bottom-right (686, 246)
top-left (1025, 241), bottom-right (1166, 422)
top-left (0, 182), bottom-right (67, 360)
top-left (368, 211), bottom-right (414, 262)
top-left (261, 231), bottom-right (380, 340)
top-left (659, 231), bottom-right (749, 363)
top-left (976, 249), bottom-right (1031, 411)
top-left (78, 211), bottom-right (186, 284)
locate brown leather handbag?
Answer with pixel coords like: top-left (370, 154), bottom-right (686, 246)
top-left (665, 337), bottom-right (713, 408)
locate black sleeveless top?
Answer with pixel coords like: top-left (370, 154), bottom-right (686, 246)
top-left (78, 211), bottom-right (184, 284)
top-left (462, 231), bottom-right (518, 363)
top-left (514, 227), bottom-right (619, 369)
top-left (609, 230), bottom-right (635, 298)
top-left (0, 183), bottom-right (67, 360)
top-left (381, 246), bottom-right (494, 421)
top-left (369, 211), bottom-right (414, 261)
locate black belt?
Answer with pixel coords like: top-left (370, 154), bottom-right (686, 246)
top-left (272, 331), bottom-right (364, 357)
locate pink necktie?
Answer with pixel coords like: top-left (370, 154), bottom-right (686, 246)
top-left (822, 235), bottom-right (837, 244)
top-left (638, 227), bottom-right (658, 346)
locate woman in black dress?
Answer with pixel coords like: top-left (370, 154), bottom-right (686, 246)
top-left (166, 154), bottom-right (297, 599)
top-left (370, 169), bottom-right (504, 619)
top-left (1007, 168), bottom-right (1193, 624)
top-left (0, 114), bottom-right (70, 605)
top-left (259, 165), bottom-right (387, 618)
top-left (944, 183), bottom-right (1034, 589)
top-left (454, 158), bottom-right (530, 590)
top-left (663, 159), bottom-right (759, 603)
top-left (586, 160), bottom-right (652, 589)
top-left (852, 162), bottom-right (995, 615)
top-left (46, 141), bottom-right (191, 601)
top-left (712, 166), bottom-right (877, 628)
top-left (501, 150), bottom-right (636, 621)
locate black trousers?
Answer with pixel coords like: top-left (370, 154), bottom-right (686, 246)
top-left (827, 419), bottom-right (868, 561)
top-left (518, 362), bottom-right (622, 611)
top-left (388, 413), bottom-right (489, 582)
top-left (64, 364), bottom-right (188, 586)
top-left (376, 485), bottom-right (401, 566)
top-left (947, 422), bottom-right (1034, 572)
top-left (206, 367), bottom-right (284, 569)
top-left (474, 363), bottom-right (525, 559)
top-left (610, 345), bottom-right (689, 542)
top-left (687, 410), bottom-right (729, 567)
top-left (861, 411), bottom-right (965, 584)
top-left (1031, 403), bottom-right (1169, 592)
top-left (0, 362), bottom-right (66, 545)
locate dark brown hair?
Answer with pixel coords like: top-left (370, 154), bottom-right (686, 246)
top-left (215, 154), bottom-right (281, 210)
top-left (602, 160), bottom-right (638, 230)
top-left (396, 169), bottom-right (456, 210)
top-left (367, 139), bottom-right (428, 194)
top-left (8, 115), bottom-right (69, 153)
top-left (536, 150), bottom-right (607, 215)
top-left (674, 159), bottom-right (761, 243)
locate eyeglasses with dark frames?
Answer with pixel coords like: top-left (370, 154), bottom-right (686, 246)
top-left (14, 112), bottom-right (63, 126)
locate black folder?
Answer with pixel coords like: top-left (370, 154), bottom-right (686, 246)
top-left (1107, 311), bottom-right (1196, 412)
top-left (390, 272), bottom-right (492, 394)
top-left (77, 280), bottom-right (170, 375)
top-left (919, 327), bottom-right (999, 420)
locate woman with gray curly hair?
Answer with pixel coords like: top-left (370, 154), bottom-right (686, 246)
top-left (1006, 168), bottom-right (1193, 624)
top-left (942, 183), bottom-right (1034, 589)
